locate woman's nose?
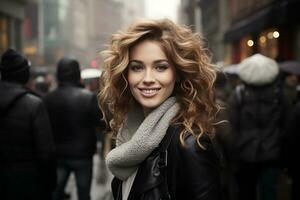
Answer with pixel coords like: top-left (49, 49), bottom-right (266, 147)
top-left (142, 69), bottom-right (155, 84)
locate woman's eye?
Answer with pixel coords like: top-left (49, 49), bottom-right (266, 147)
top-left (155, 64), bottom-right (168, 71)
top-left (129, 65), bottom-right (144, 72)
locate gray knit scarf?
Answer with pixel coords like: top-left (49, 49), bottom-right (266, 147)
top-left (106, 97), bottom-right (179, 180)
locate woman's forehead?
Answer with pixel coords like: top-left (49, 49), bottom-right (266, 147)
top-left (129, 40), bottom-right (167, 61)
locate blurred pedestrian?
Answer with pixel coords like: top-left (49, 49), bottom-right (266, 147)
top-left (284, 100), bottom-right (300, 200)
top-left (0, 48), bottom-right (56, 200)
top-left (280, 61), bottom-right (300, 200)
top-left (81, 70), bottom-right (109, 186)
top-left (34, 75), bottom-right (49, 97)
top-left (214, 71), bottom-right (238, 200)
top-left (228, 54), bottom-right (289, 200)
top-left (280, 61), bottom-right (300, 106)
top-left (44, 58), bottom-right (103, 200)
top-left (98, 18), bottom-right (221, 200)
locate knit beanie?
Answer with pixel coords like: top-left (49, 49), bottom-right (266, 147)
top-left (0, 48), bottom-right (30, 84)
top-left (238, 54), bottom-right (279, 86)
top-left (56, 58), bottom-right (81, 83)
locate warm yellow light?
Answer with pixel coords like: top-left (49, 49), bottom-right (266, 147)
top-left (273, 31), bottom-right (280, 38)
top-left (267, 32), bottom-right (273, 39)
top-left (23, 46), bottom-right (37, 55)
top-left (247, 40), bottom-right (254, 47)
top-left (259, 36), bottom-right (266, 43)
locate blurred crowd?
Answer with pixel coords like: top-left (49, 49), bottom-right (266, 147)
top-left (0, 49), bottom-right (110, 200)
top-left (215, 54), bottom-right (300, 200)
top-left (0, 48), bottom-right (300, 200)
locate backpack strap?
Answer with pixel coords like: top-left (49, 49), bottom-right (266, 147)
top-left (0, 92), bottom-right (27, 119)
top-left (0, 91), bottom-right (27, 165)
top-left (158, 127), bottom-right (175, 200)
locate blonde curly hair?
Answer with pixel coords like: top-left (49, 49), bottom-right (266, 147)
top-left (98, 18), bottom-right (218, 147)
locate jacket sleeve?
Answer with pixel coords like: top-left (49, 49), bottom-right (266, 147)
top-left (177, 134), bottom-right (222, 200)
top-left (32, 99), bottom-right (56, 192)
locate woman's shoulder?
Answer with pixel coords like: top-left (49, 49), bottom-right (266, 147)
top-left (166, 125), bottom-right (222, 197)
top-left (166, 126), bottom-right (220, 169)
top-left (167, 125), bottom-right (215, 153)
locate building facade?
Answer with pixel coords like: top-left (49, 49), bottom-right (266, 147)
top-left (225, 0), bottom-right (300, 63)
top-left (180, 0), bottom-right (230, 63)
top-left (0, 0), bottom-right (36, 55)
top-left (1, 0), bottom-right (146, 68)
top-left (181, 0), bottom-right (300, 64)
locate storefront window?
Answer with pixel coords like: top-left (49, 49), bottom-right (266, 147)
top-left (258, 28), bottom-right (279, 59)
top-left (240, 35), bottom-right (254, 60)
top-left (0, 16), bottom-right (8, 55)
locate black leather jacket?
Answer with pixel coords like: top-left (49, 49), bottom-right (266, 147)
top-left (112, 126), bottom-right (222, 200)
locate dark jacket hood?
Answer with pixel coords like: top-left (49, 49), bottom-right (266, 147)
top-left (56, 58), bottom-right (81, 83)
top-left (0, 81), bottom-right (27, 113)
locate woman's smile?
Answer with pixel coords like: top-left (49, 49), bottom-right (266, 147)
top-left (138, 87), bottom-right (161, 97)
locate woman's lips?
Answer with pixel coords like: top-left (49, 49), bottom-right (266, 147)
top-left (139, 88), bottom-right (161, 97)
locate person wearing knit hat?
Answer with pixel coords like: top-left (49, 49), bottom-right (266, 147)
top-left (228, 54), bottom-right (289, 200)
top-left (238, 53), bottom-right (279, 86)
top-left (0, 48), bottom-right (56, 200)
top-left (0, 48), bottom-right (31, 84)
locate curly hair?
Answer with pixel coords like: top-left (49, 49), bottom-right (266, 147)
top-left (98, 18), bottom-right (218, 148)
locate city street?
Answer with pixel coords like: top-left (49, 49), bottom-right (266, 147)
top-left (1, 0), bottom-right (300, 200)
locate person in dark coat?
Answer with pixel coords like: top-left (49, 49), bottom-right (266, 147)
top-left (228, 54), bottom-right (289, 200)
top-left (214, 71), bottom-right (238, 200)
top-left (0, 49), bottom-right (56, 200)
top-left (279, 62), bottom-right (300, 200)
top-left (284, 102), bottom-right (300, 200)
top-left (44, 58), bottom-right (102, 200)
top-left (98, 19), bottom-right (221, 200)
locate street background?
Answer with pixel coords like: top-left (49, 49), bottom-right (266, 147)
top-left (1, 0), bottom-right (300, 200)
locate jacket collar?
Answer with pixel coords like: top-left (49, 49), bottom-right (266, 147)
top-left (58, 81), bottom-right (84, 88)
top-left (127, 126), bottom-right (177, 199)
top-left (127, 149), bottom-right (163, 199)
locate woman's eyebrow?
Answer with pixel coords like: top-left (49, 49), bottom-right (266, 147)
top-left (129, 59), bottom-right (168, 64)
top-left (129, 60), bottom-right (143, 64)
top-left (153, 59), bottom-right (168, 64)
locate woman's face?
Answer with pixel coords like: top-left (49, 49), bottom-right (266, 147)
top-left (127, 40), bottom-right (176, 116)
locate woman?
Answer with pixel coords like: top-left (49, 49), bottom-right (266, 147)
top-left (98, 18), bottom-right (221, 200)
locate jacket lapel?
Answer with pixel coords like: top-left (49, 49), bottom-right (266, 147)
top-left (112, 177), bottom-right (122, 200)
top-left (127, 148), bottom-right (163, 199)
top-left (127, 126), bottom-right (177, 199)
top-left (113, 127), bottom-right (177, 199)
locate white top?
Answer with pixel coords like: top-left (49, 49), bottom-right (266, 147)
top-left (122, 169), bottom-right (138, 200)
